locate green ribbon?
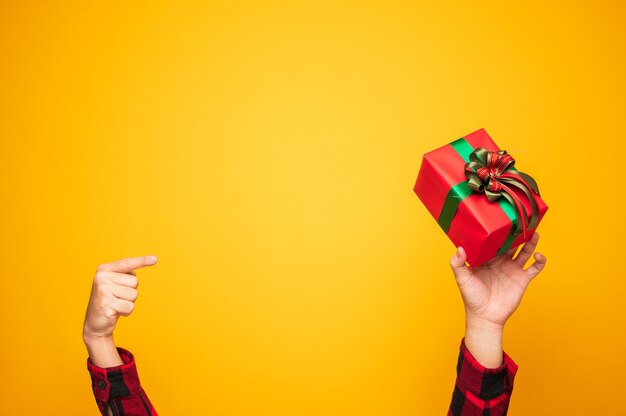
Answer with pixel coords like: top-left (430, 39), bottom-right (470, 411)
top-left (437, 138), bottom-right (473, 233)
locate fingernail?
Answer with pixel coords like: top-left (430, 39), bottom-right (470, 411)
top-left (147, 255), bottom-right (158, 264)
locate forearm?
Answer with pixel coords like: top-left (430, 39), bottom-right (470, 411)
top-left (83, 332), bottom-right (123, 368)
top-left (463, 316), bottom-right (504, 368)
top-left (83, 334), bottom-right (120, 415)
top-left (449, 335), bottom-right (518, 416)
top-left (450, 317), bottom-right (517, 416)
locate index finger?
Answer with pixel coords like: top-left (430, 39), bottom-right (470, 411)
top-left (97, 255), bottom-right (158, 273)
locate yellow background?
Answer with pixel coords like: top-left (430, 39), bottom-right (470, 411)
top-left (1, 1), bottom-right (624, 415)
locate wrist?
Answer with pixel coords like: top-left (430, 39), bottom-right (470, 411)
top-left (464, 316), bottom-right (504, 368)
top-left (83, 331), bottom-right (123, 368)
top-left (83, 329), bottom-right (113, 345)
top-left (465, 315), bottom-right (505, 338)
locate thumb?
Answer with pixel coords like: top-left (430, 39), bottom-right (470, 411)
top-left (450, 246), bottom-right (470, 281)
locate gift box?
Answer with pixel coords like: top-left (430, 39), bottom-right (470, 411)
top-left (413, 128), bottom-right (548, 267)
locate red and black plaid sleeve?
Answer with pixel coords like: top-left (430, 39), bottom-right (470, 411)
top-left (448, 338), bottom-right (518, 416)
top-left (87, 347), bottom-right (157, 416)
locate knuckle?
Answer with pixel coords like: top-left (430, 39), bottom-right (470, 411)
top-left (95, 281), bottom-right (110, 295)
top-left (93, 271), bottom-right (108, 284)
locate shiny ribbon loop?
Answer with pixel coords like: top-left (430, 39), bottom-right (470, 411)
top-left (464, 147), bottom-right (541, 237)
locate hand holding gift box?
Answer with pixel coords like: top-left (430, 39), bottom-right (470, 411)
top-left (414, 128), bottom-right (548, 267)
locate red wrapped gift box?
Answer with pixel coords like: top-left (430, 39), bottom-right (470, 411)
top-left (413, 128), bottom-right (548, 267)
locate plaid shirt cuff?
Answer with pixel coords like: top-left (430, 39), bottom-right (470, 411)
top-left (449, 338), bottom-right (518, 415)
top-left (87, 347), bottom-right (142, 404)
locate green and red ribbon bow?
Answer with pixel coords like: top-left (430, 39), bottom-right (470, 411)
top-left (464, 147), bottom-right (541, 237)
